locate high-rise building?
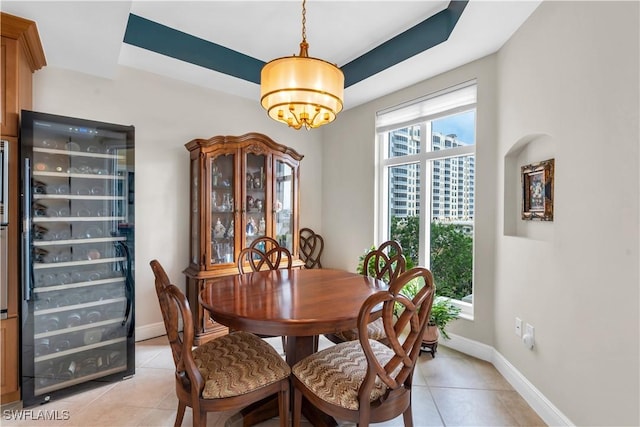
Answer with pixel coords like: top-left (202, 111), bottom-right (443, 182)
top-left (388, 128), bottom-right (474, 224)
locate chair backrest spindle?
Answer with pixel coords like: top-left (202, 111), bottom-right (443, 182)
top-left (299, 228), bottom-right (324, 269)
top-left (237, 246), bottom-right (292, 274)
top-left (362, 240), bottom-right (406, 283)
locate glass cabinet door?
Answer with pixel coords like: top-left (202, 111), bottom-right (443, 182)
top-left (210, 154), bottom-right (235, 265)
top-left (190, 158), bottom-right (199, 265)
top-left (244, 153), bottom-right (267, 249)
top-left (274, 159), bottom-right (294, 251)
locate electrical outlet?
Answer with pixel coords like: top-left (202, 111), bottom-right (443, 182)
top-left (525, 323), bottom-right (534, 341)
top-left (523, 323), bottom-right (535, 349)
top-left (515, 317), bottom-right (522, 337)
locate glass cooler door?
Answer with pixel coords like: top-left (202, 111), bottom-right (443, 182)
top-left (21, 111), bottom-right (135, 405)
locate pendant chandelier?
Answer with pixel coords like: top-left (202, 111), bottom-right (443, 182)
top-left (260, 0), bottom-right (344, 130)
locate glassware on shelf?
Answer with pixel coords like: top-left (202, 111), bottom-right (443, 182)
top-left (213, 218), bottom-right (226, 238)
top-left (65, 141), bottom-right (81, 152)
top-left (246, 217), bottom-right (256, 236)
top-left (221, 193), bottom-right (231, 212)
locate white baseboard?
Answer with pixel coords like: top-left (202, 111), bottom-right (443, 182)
top-left (135, 322), bottom-right (167, 342)
top-left (442, 333), bottom-right (574, 427)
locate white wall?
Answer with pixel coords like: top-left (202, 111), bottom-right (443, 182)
top-left (32, 66), bottom-right (324, 339)
top-left (495, 1), bottom-right (639, 425)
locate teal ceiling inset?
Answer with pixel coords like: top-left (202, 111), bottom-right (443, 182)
top-left (123, 1), bottom-right (468, 88)
top-left (342, 1), bottom-right (467, 87)
top-left (124, 13), bottom-right (265, 84)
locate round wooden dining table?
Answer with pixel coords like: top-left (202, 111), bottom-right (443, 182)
top-left (199, 267), bottom-right (388, 427)
top-left (199, 267), bottom-right (387, 366)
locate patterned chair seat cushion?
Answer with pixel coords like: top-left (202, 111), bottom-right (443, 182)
top-left (335, 317), bottom-right (386, 342)
top-left (292, 339), bottom-right (396, 410)
top-left (193, 331), bottom-right (290, 399)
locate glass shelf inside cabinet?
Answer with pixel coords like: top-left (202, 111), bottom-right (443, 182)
top-left (245, 153), bottom-right (267, 247)
top-left (210, 154), bottom-right (235, 265)
top-left (275, 160), bottom-right (294, 251)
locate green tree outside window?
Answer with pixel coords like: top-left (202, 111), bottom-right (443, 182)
top-left (390, 216), bottom-right (472, 301)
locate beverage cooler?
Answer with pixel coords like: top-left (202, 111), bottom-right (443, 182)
top-left (19, 110), bottom-right (135, 406)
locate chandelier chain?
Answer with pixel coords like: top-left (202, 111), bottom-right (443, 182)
top-left (301, 0), bottom-right (307, 43)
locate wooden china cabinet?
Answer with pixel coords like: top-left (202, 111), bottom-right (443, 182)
top-left (1, 12), bottom-right (46, 404)
top-left (183, 133), bottom-right (304, 345)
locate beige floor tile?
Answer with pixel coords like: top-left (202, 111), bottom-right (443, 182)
top-left (139, 349), bottom-right (176, 370)
top-left (407, 385), bottom-right (445, 426)
top-left (136, 408), bottom-right (178, 427)
top-left (418, 349), bottom-right (513, 391)
top-left (154, 389), bottom-right (179, 411)
top-left (70, 404), bottom-right (154, 427)
top-left (496, 390), bottom-right (547, 426)
top-left (136, 336), bottom-right (170, 368)
top-left (430, 387), bottom-right (520, 426)
top-left (95, 367), bottom-right (175, 409)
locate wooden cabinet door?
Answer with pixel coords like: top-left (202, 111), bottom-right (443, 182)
top-left (0, 317), bottom-right (19, 403)
top-left (1, 36), bottom-right (19, 137)
top-left (241, 150), bottom-right (269, 253)
top-left (273, 155), bottom-right (300, 254)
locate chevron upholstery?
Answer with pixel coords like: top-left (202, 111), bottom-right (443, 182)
top-left (195, 331), bottom-right (290, 399)
top-left (334, 318), bottom-right (386, 342)
top-left (292, 339), bottom-right (396, 410)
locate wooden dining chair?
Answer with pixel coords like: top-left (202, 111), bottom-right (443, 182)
top-left (237, 245), bottom-right (292, 351)
top-left (237, 246), bottom-right (292, 274)
top-left (292, 267), bottom-right (434, 427)
top-left (249, 235), bottom-right (281, 252)
top-left (149, 260), bottom-right (291, 427)
top-left (299, 227), bottom-right (324, 269)
top-left (326, 240), bottom-right (407, 344)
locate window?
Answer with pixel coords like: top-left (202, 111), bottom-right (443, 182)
top-left (376, 81), bottom-right (476, 317)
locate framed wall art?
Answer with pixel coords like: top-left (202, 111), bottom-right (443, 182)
top-left (521, 158), bottom-right (554, 221)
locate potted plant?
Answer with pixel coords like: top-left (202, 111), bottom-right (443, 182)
top-left (357, 245), bottom-right (460, 356)
top-left (422, 296), bottom-right (461, 357)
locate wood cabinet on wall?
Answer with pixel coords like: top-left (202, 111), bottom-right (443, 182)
top-left (183, 133), bottom-right (303, 345)
top-left (0, 12), bottom-right (46, 404)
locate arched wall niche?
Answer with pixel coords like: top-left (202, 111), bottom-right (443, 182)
top-left (503, 133), bottom-right (555, 240)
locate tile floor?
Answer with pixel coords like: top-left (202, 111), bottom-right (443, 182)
top-left (3, 335), bottom-right (546, 426)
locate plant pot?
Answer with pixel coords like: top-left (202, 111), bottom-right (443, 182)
top-left (420, 324), bottom-right (439, 358)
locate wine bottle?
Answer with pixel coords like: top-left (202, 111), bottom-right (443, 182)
top-left (58, 360), bottom-right (76, 380)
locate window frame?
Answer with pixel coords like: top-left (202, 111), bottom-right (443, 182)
top-left (376, 85), bottom-right (477, 319)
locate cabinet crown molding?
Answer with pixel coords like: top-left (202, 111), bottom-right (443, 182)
top-left (185, 132), bottom-right (304, 161)
top-left (1, 12), bottom-right (47, 71)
